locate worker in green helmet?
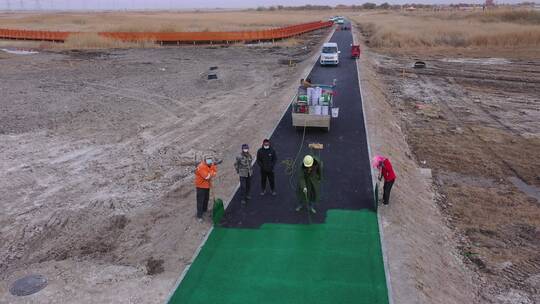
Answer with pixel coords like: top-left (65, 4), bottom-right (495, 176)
top-left (296, 154), bottom-right (323, 214)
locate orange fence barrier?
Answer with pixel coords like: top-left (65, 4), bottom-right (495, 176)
top-left (0, 21), bottom-right (333, 44)
top-left (0, 28), bottom-right (70, 42)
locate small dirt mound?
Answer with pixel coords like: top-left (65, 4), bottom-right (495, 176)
top-left (146, 257), bottom-right (164, 275)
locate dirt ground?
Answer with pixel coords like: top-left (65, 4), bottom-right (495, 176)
top-left (356, 26), bottom-right (540, 304)
top-left (2, 12), bottom-right (539, 303)
top-left (0, 29), bottom-right (329, 303)
top-left (355, 27), bottom-right (478, 304)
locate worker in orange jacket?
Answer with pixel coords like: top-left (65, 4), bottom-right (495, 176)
top-left (195, 156), bottom-right (217, 222)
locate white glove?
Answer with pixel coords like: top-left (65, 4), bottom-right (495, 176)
top-left (303, 187), bottom-right (308, 194)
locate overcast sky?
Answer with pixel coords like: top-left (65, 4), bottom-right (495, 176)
top-left (0, 0), bottom-right (528, 10)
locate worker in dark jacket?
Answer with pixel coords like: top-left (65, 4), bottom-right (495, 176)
top-left (235, 144), bottom-right (253, 205)
top-left (296, 155), bottom-right (323, 214)
top-left (377, 157), bottom-right (396, 205)
top-left (256, 139), bottom-right (277, 196)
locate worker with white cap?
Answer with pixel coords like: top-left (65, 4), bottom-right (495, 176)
top-left (235, 144), bottom-right (253, 205)
top-left (296, 154), bottom-right (323, 214)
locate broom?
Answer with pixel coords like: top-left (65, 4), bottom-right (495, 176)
top-left (211, 189), bottom-right (224, 225)
top-left (211, 172), bottom-right (224, 226)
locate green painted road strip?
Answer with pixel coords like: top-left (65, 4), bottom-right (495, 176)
top-left (168, 210), bottom-right (388, 304)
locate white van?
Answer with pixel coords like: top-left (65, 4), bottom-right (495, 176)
top-left (320, 42), bottom-right (340, 66)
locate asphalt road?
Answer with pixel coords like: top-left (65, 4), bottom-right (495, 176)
top-left (222, 24), bottom-right (374, 228)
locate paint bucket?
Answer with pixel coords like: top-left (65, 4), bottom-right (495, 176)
top-left (321, 106), bottom-right (329, 116)
top-left (307, 87), bottom-right (315, 104)
top-left (331, 107), bottom-right (339, 118)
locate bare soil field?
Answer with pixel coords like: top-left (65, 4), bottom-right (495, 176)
top-left (354, 11), bottom-right (540, 304)
top-left (358, 45), bottom-right (479, 304)
top-left (0, 28), bottom-right (330, 303)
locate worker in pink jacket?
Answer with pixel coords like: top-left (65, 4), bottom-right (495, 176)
top-left (376, 157), bottom-right (396, 205)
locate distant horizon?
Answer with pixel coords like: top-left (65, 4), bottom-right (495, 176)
top-left (0, 0), bottom-right (535, 11)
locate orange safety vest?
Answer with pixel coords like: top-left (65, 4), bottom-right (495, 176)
top-left (195, 161), bottom-right (217, 189)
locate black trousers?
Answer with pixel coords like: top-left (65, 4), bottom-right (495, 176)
top-left (240, 175), bottom-right (251, 201)
top-left (196, 187), bottom-right (210, 218)
top-left (261, 170), bottom-right (275, 191)
top-left (383, 180), bottom-right (395, 205)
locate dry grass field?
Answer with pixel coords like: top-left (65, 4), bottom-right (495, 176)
top-left (0, 10), bottom-right (334, 32)
top-left (62, 32), bottom-right (157, 49)
top-left (350, 9), bottom-right (540, 58)
top-left (59, 32), bottom-right (302, 49)
top-left (0, 10), bottom-right (335, 49)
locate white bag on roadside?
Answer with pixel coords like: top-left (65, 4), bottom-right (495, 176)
top-left (331, 107), bottom-right (339, 118)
